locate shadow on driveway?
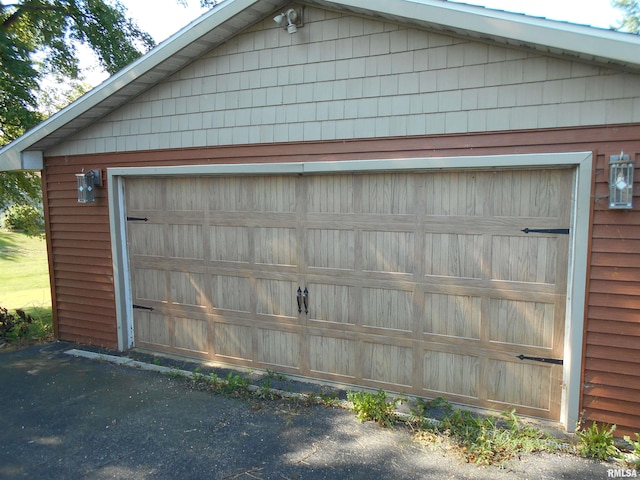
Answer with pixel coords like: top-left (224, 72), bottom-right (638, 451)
top-left (0, 342), bottom-right (618, 479)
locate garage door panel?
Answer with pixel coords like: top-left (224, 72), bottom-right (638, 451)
top-left (253, 177), bottom-right (297, 212)
top-left (362, 342), bottom-right (413, 387)
top-left (209, 226), bottom-right (250, 263)
top-left (486, 170), bottom-right (564, 218)
top-left (424, 172), bottom-right (482, 216)
top-left (307, 283), bottom-right (354, 325)
top-left (166, 177), bottom-right (206, 211)
top-left (213, 323), bottom-right (254, 361)
top-left (487, 359), bottom-right (555, 411)
top-left (489, 298), bottom-right (555, 349)
top-left (169, 271), bottom-right (207, 307)
top-left (310, 336), bottom-right (356, 378)
top-left (210, 275), bottom-right (252, 313)
top-left (307, 175), bottom-right (355, 214)
top-left (361, 287), bottom-right (414, 332)
top-left (361, 173), bottom-right (415, 215)
top-left (256, 328), bottom-right (299, 369)
top-left (168, 225), bottom-right (204, 259)
top-left (129, 224), bottom-right (164, 257)
top-left (424, 233), bottom-right (485, 279)
top-left (209, 177), bottom-right (252, 212)
top-left (424, 350), bottom-right (480, 399)
top-left (135, 311), bottom-right (171, 347)
top-left (307, 229), bottom-right (355, 270)
top-left (255, 279), bottom-right (298, 318)
top-left (134, 268), bottom-right (167, 303)
top-left (126, 178), bottom-right (164, 210)
top-left (362, 231), bottom-right (415, 274)
top-left (254, 227), bottom-right (298, 266)
top-left (174, 316), bottom-right (208, 354)
top-left (492, 236), bottom-right (559, 284)
top-left (424, 293), bottom-right (482, 339)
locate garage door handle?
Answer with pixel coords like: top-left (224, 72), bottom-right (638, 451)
top-left (303, 287), bottom-right (309, 315)
top-left (296, 287), bottom-right (302, 314)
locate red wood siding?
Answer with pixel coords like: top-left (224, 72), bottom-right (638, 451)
top-left (44, 124), bottom-right (640, 434)
top-left (582, 151), bottom-right (640, 437)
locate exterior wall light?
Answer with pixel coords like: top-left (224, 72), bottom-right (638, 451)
top-left (609, 152), bottom-right (634, 209)
top-left (76, 169), bottom-right (102, 204)
top-left (274, 7), bottom-right (302, 34)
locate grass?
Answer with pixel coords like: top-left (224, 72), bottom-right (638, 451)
top-left (0, 230), bottom-right (51, 311)
top-left (0, 230), bottom-right (52, 343)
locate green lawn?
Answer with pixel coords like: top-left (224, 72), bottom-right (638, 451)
top-left (0, 230), bottom-right (53, 339)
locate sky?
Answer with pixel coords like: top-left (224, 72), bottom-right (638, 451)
top-left (80, 0), bottom-right (626, 85)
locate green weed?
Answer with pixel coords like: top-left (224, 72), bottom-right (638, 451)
top-left (575, 421), bottom-right (621, 460)
top-left (419, 405), bottom-right (557, 466)
top-left (623, 433), bottom-right (640, 467)
top-left (256, 379), bottom-right (275, 400)
top-left (347, 389), bottom-right (399, 428)
top-left (219, 372), bottom-right (250, 397)
top-left (264, 369), bottom-right (286, 381)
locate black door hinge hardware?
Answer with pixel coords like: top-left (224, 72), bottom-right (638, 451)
top-left (127, 216), bottom-right (149, 222)
top-left (516, 354), bottom-right (563, 365)
top-left (521, 228), bottom-right (569, 235)
top-left (133, 304), bottom-right (153, 311)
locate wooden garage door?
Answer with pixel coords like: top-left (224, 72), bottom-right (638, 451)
top-left (125, 168), bottom-right (572, 420)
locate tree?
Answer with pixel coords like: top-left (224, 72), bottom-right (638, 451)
top-left (611, 0), bottom-right (640, 33)
top-left (0, 0), bottom-right (155, 226)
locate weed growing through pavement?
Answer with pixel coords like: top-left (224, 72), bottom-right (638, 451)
top-left (410, 399), bottom-right (560, 466)
top-left (575, 420), bottom-right (621, 460)
top-left (347, 389), bottom-right (401, 428)
top-left (256, 379), bottom-right (275, 400)
top-left (175, 366), bottom-right (640, 468)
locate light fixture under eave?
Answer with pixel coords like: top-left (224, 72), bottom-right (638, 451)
top-left (609, 152), bottom-right (635, 209)
top-left (273, 7), bottom-right (302, 34)
top-left (76, 169), bottom-right (102, 204)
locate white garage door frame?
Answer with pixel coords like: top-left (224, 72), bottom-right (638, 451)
top-left (107, 151), bottom-right (593, 430)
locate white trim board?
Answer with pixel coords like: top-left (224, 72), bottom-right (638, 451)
top-left (107, 151), bottom-right (592, 430)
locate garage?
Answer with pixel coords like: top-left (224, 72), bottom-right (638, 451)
top-left (117, 156), bottom-right (576, 420)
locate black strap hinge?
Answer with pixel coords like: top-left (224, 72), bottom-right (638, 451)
top-left (516, 354), bottom-right (563, 365)
top-left (127, 216), bottom-right (149, 222)
top-left (133, 304), bottom-right (153, 311)
top-left (521, 228), bottom-right (569, 235)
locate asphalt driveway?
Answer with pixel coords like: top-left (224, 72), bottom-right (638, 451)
top-left (0, 342), bottom-right (619, 479)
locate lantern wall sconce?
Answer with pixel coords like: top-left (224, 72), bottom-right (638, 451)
top-left (274, 7), bottom-right (303, 34)
top-left (609, 153), bottom-right (634, 209)
top-left (76, 169), bottom-right (102, 204)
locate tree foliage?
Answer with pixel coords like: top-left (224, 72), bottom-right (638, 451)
top-left (0, 0), bottom-right (155, 215)
top-left (611, 0), bottom-right (640, 33)
top-left (0, 0), bottom-right (155, 145)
